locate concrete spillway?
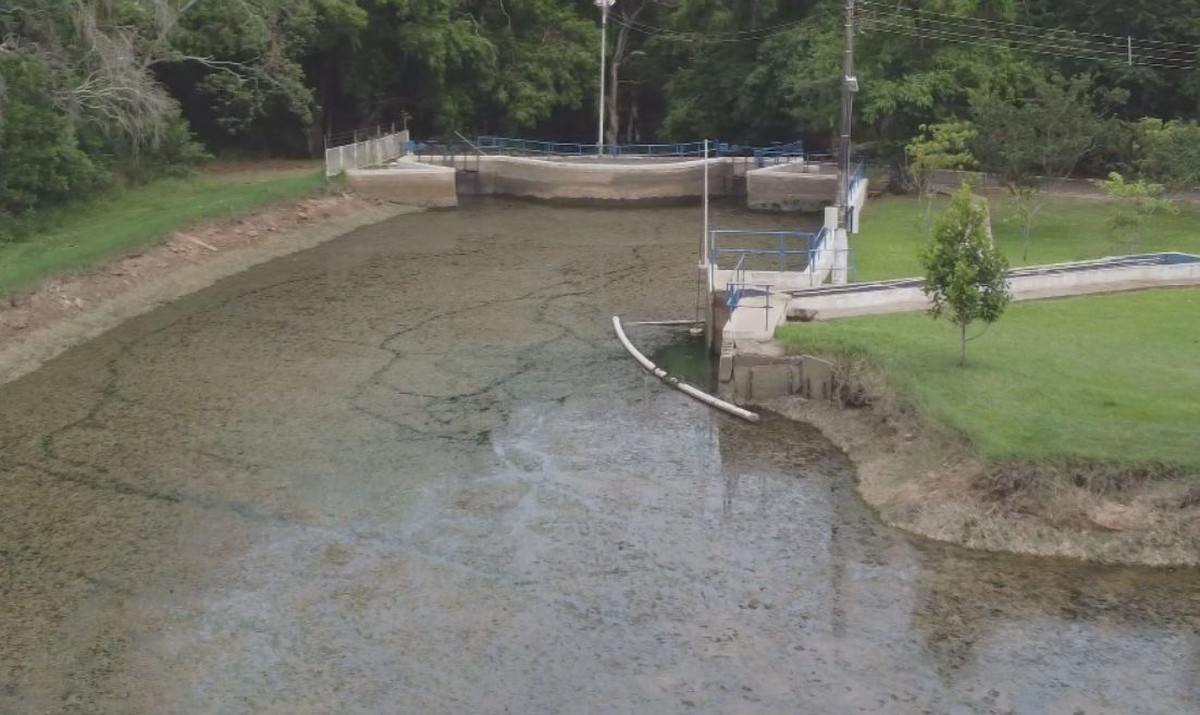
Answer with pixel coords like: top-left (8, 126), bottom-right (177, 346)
top-left (345, 154), bottom-right (838, 209)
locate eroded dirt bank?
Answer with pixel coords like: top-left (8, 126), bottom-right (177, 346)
top-left (0, 193), bottom-right (415, 387)
top-left (1, 200), bottom-right (1197, 714)
top-left (763, 357), bottom-right (1200, 567)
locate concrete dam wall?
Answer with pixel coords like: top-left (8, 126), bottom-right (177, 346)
top-left (470, 156), bottom-right (737, 202)
top-left (745, 163), bottom-right (839, 212)
top-left (346, 155), bottom-right (836, 210)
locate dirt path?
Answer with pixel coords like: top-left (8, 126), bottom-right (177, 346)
top-left (0, 193), bottom-right (416, 387)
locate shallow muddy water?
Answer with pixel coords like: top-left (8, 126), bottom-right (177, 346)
top-left (1, 199), bottom-right (1197, 714)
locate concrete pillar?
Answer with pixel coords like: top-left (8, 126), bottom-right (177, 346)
top-left (833, 228), bottom-right (849, 285)
top-left (823, 205), bottom-right (839, 233)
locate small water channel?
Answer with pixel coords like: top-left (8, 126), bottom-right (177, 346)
top-left (0, 199), bottom-right (1195, 714)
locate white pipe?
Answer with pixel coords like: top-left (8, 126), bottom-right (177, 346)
top-left (626, 319), bottom-right (701, 326)
top-left (612, 316), bottom-right (760, 423)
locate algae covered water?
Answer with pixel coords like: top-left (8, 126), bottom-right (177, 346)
top-left (0, 200), bottom-right (1196, 713)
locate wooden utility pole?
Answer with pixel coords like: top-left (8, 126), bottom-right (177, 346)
top-left (836, 0), bottom-right (858, 229)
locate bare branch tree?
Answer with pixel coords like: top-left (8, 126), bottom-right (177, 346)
top-left (2, 0), bottom-right (302, 149)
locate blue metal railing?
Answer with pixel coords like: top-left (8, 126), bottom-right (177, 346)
top-left (752, 140), bottom-right (806, 168)
top-left (477, 136), bottom-right (718, 157)
top-left (473, 136), bottom-right (807, 159)
top-left (723, 253), bottom-right (775, 329)
top-left (726, 253), bottom-right (748, 309)
top-left (710, 226), bottom-right (854, 285)
top-left (709, 229), bottom-right (821, 272)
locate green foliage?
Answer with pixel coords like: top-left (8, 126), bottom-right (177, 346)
top-left (1099, 171), bottom-right (1177, 246)
top-left (161, 0), bottom-right (322, 152)
top-left (906, 121), bottom-right (978, 181)
top-left (776, 290), bottom-right (1200, 467)
top-left (8, 0), bottom-right (1200, 235)
top-left (906, 119), bottom-right (978, 235)
top-left (1003, 186), bottom-right (1043, 263)
top-left (1133, 118), bottom-right (1200, 189)
top-left (920, 184), bottom-right (1011, 366)
top-left (969, 74), bottom-right (1124, 259)
top-left (970, 74), bottom-right (1122, 189)
top-left (854, 193), bottom-right (1200, 280)
top-left (0, 55), bottom-right (105, 241)
top-left (0, 166), bottom-right (325, 297)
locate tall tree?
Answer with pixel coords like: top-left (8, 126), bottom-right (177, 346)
top-left (969, 73), bottom-right (1125, 261)
top-left (905, 119), bottom-right (977, 235)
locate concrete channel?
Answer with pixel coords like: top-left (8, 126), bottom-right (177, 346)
top-left (1, 200), bottom-right (1196, 714)
top-left (785, 252), bottom-right (1200, 321)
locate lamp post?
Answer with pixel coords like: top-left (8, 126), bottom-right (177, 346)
top-left (595, 0), bottom-right (615, 156)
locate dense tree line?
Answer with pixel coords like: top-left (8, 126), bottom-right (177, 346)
top-left (3, 0), bottom-right (1200, 234)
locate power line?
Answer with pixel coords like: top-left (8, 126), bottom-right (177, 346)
top-left (609, 15), bottom-right (809, 44)
top-left (859, 1), bottom-right (1199, 51)
top-left (865, 9), bottom-right (1189, 60)
top-left (862, 18), bottom-right (1195, 70)
top-left (862, 18), bottom-right (1195, 71)
top-left (861, 19), bottom-right (1195, 70)
top-left (857, 1), bottom-right (1198, 70)
top-left (608, 2), bottom-right (1199, 70)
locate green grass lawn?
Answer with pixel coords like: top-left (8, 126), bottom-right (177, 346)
top-left (0, 164), bottom-right (327, 297)
top-left (852, 193), bottom-right (1200, 281)
top-left (777, 289), bottom-right (1200, 468)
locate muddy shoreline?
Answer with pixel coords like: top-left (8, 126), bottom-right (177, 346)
top-left (0, 194), bottom-right (417, 387)
top-left (2, 199), bottom-right (1197, 712)
top-left (760, 355), bottom-right (1200, 567)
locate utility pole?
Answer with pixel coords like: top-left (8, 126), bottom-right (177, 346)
top-left (596, 0), bottom-right (615, 156)
top-left (836, 0), bottom-right (858, 230)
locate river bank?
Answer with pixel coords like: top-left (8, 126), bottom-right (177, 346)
top-left (0, 193), bottom-right (415, 386)
top-left (4, 199), bottom-right (1195, 713)
top-left (760, 350), bottom-right (1200, 567)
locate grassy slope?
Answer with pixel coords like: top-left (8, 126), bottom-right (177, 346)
top-left (778, 289), bottom-right (1200, 468)
top-left (801, 193), bottom-right (1200, 467)
top-left (853, 194), bottom-right (1200, 281)
top-left (0, 164), bottom-right (326, 297)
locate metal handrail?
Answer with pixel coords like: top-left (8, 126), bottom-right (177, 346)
top-left (473, 135), bottom-right (808, 159)
top-left (709, 229), bottom-right (819, 271)
top-left (726, 253), bottom-right (748, 309)
top-left (477, 135), bottom-right (715, 157)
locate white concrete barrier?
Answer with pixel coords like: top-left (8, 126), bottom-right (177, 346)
top-left (787, 258), bottom-right (1200, 320)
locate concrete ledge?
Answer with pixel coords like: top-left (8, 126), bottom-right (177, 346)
top-left (716, 338), bottom-right (834, 402)
top-left (346, 161), bottom-right (458, 208)
top-left (788, 260), bottom-right (1200, 320)
top-left (723, 290), bottom-right (792, 341)
top-left (746, 163), bottom-right (837, 212)
top-left (411, 155), bottom-right (735, 201)
top-left (483, 156), bottom-right (733, 200)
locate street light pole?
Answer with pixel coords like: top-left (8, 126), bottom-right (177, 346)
top-left (596, 0), bottom-right (615, 156)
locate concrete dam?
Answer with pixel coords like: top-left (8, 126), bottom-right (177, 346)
top-left (327, 131), bottom-right (841, 211)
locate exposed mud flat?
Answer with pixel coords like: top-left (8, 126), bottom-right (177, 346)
top-left (0, 193), bottom-right (415, 387)
top-left (1, 200), bottom-right (1197, 714)
top-left (763, 359), bottom-right (1200, 567)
